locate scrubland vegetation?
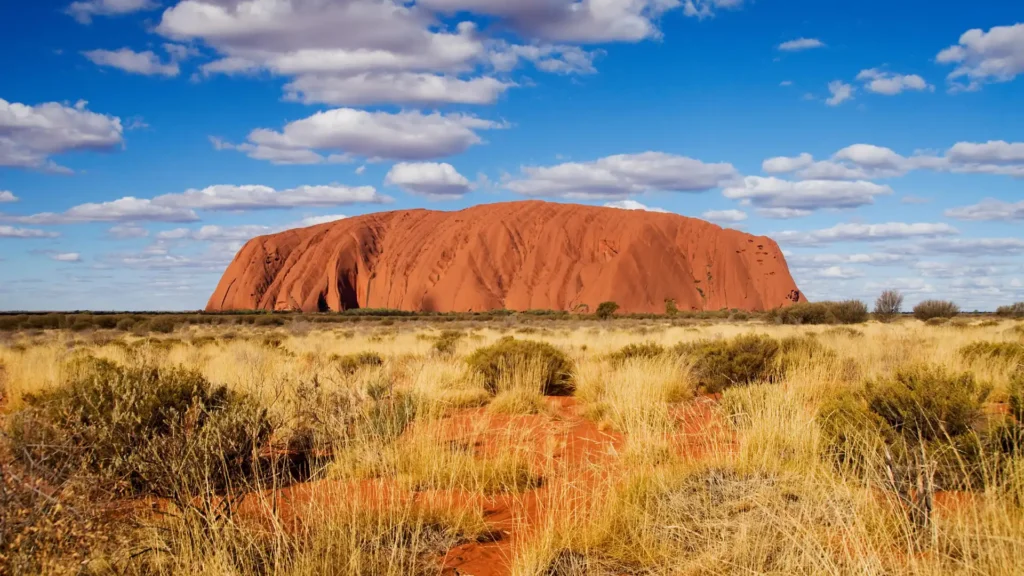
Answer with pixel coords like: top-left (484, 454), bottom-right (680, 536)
top-left (2, 309), bottom-right (1024, 575)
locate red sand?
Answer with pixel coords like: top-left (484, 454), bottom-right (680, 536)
top-left (206, 200), bottom-right (805, 314)
top-left (239, 396), bottom-right (731, 576)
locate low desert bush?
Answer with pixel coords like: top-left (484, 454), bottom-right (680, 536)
top-left (431, 330), bottom-right (464, 357)
top-left (0, 460), bottom-right (126, 575)
top-left (7, 358), bottom-right (274, 498)
top-left (332, 351), bottom-right (385, 375)
top-left (996, 302), bottom-right (1024, 318)
top-left (675, 334), bottom-right (780, 393)
top-left (1008, 371), bottom-right (1023, 424)
top-left (959, 341), bottom-right (1024, 363)
top-left (595, 301), bottom-right (620, 320)
top-left (466, 337), bottom-right (575, 396)
top-left (913, 300), bottom-right (960, 321)
top-left (819, 364), bottom-right (993, 489)
top-left (767, 300), bottom-right (868, 325)
top-left (607, 342), bottom-right (665, 364)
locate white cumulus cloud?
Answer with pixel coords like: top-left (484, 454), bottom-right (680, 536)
top-left (826, 80), bottom-right (854, 106)
top-left (776, 222), bottom-right (959, 246)
top-left (505, 152), bottom-right (738, 199)
top-left (856, 68), bottom-right (933, 95)
top-left (385, 162), bottom-right (472, 198)
top-left (722, 177), bottom-right (892, 212)
top-left (603, 200), bottom-right (668, 212)
top-left (937, 23), bottom-right (1024, 92)
top-left (5, 185), bottom-right (388, 225)
top-left (50, 252), bottom-right (83, 263)
top-left (702, 209), bottom-right (747, 223)
top-left (778, 38), bottom-right (825, 52)
top-left (83, 48), bottom-right (181, 77)
top-left (0, 226), bottom-right (59, 239)
top-left (222, 108), bottom-right (507, 163)
top-left (0, 98), bottom-right (123, 172)
top-left (66, 0), bottom-right (158, 24)
top-left (945, 198), bottom-right (1024, 221)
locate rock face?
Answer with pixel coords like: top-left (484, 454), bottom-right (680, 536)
top-left (206, 201), bottom-right (805, 314)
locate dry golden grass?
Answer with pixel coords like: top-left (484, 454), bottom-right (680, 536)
top-left (1, 317), bottom-right (1022, 575)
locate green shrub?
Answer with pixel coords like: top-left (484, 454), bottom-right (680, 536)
top-left (830, 300), bottom-right (869, 324)
top-left (595, 301), bottom-right (620, 320)
top-left (431, 330), bottom-right (464, 357)
top-left (115, 318), bottom-right (136, 331)
top-left (333, 352), bottom-right (385, 375)
top-left (676, 334), bottom-right (780, 394)
top-left (607, 342), bottom-right (666, 364)
top-left (867, 365), bottom-right (988, 442)
top-left (913, 300), bottom-right (960, 321)
top-left (253, 315), bottom-right (286, 327)
top-left (959, 341), bottom-right (1024, 363)
top-left (466, 337), bottom-right (575, 396)
top-left (766, 301), bottom-right (868, 325)
top-left (7, 358), bottom-right (273, 498)
top-left (819, 364), bottom-right (992, 488)
top-left (996, 302), bottom-right (1024, 318)
top-left (664, 299), bottom-right (679, 316)
top-left (146, 317), bottom-right (177, 334)
top-left (1009, 371), bottom-right (1024, 423)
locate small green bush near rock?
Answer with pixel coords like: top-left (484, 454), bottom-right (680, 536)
top-left (7, 358), bottom-right (273, 498)
top-left (675, 334), bottom-right (780, 394)
top-left (466, 337), bottom-right (575, 396)
top-left (913, 300), bottom-right (960, 321)
top-left (595, 301), bottom-right (620, 320)
top-left (608, 342), bottom-right (666, 364)
top-left (766, 300), bottom-right (868, 325)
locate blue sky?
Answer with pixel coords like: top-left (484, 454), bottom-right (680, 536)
top-left (1, 0), bottom-right (1023, 311)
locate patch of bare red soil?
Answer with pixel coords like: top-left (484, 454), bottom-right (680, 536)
top-left (237, 396), bottom-right (731, 576)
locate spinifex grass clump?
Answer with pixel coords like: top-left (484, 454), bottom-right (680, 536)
top-left (774, 335), bottom-right (838, 375)
top-left (675, 334), bottom-right (781, 394)
top-left (466, 337), bottom-right (575, 395)
top-left (331, 351), bottom-right (385, 374)
top-left (431, 330), bottom-right (464, 357)
top-left (7, 357), bottom-right (273, 498)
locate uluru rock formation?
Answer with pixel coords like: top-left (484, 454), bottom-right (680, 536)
top-left (206, 201), bottom-right (805, 314)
